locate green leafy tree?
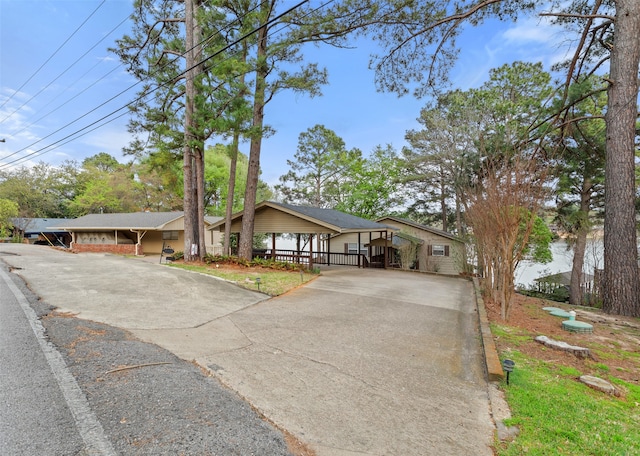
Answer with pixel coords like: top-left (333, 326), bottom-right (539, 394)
top-left (0, 163), bottom-right (74, 218)
top-left (203, 144), bottom-right (272, 217)
top-left (0, 198), bottom-right (19, 238)
top-left (69, 154), bottom-right (140, 216)
top-left (131, 161), bottom-right (183, 212)
top-left (524, 215), bottom-right (554, 265)
top-left (334, 144), bottom-right (405, 219)
top-left (82, 152), bottom-right (121, 173)
top-left (113, 1), bottom-right (335, 261)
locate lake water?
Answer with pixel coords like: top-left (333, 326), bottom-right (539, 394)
top-left (515, 238), bottom-right (604, 289)
top-left (269, 235), bottom-right (605, 290)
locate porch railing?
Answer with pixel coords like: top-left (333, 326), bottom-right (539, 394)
top-left (252, 249), bottom-right (368, 268)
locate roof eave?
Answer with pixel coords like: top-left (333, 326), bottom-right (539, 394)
top-left (377, 216), bottom-right (462, 242)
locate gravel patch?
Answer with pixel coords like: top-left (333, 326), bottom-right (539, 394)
top-left (40, 312), bottom-right (293, 455)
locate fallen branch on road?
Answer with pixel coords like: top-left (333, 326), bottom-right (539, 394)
top-left (105, 362), bottom-right (172, 375)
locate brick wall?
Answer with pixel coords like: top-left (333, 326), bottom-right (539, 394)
top-left (71, 243), bottom-right (143, 256)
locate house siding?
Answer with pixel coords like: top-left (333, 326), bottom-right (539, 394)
top-left (61, 212), bottom-right (223, 257)
top-left (379, 219), bottom-right (464, 275)
top-left (142, 231), bottom-right (185, 255)
top-left (254, 210), bottom-right (336, 233)
top-left (331, 220), bottom-right (465, 275)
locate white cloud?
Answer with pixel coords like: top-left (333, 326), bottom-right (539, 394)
top-left (502, 17), bottom-right (557, 45)
top-left (77, 120), bottom-right (132, 161)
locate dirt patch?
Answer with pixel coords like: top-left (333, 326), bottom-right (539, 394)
top-left (486, 294), bottom-right (640, 385)
top-left (283, 432), bottom-right (316, 456)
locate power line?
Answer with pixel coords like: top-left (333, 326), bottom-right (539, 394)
top-left (2, 0), bottom-right (257, 142)
top-left (1, 0), bottom-right (326, 169)
top-left (11, 58), bottom-right (120, 138)
top-left (0, 0), bottom-right (264, 162)
top-left (0, 12), bottom-right (131, 125)
top-left (0, 0), bottom-right (107, 112)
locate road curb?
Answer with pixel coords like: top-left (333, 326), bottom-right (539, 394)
top-left (472, 277), bottom-right (504, 382)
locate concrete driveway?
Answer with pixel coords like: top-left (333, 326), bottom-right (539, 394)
top-left (1, 244), bottom-right (494, 455)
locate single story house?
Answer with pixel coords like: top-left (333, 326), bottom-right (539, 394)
top-left (330, 216), bottom-right (466, 275)
top-left (50, 212), bottom-right (223, 256)
top-left (207, 201), bottom-right (397, 268)
top-left (11, 218), bottom-right (73, 247)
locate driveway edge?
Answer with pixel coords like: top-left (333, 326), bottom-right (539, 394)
top-left (472, 277), bottom-right (504, 382)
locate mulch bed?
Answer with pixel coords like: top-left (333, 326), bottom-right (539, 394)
top-left (485, 293), bottom-right (640, 385)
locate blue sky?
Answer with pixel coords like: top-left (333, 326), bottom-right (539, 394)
top-left (0, 0), bottom-right (569, 185)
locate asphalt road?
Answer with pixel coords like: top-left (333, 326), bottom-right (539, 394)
top-left (0, 264), bottom-right (111, 455)
top-left (0, 250), bottom-right (293, 455)
top-left (1, 244), bottom-right (495, 455)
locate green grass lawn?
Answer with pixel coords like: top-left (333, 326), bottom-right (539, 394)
top-left (494, 325), bottom-right (640, 455)
top-left (169, 263), bottom-right (318, 296)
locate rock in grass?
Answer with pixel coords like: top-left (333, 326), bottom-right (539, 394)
top-left (534, 335), bottom-right (591, 358)
top-left (579, 375), bottom-right (619, 396)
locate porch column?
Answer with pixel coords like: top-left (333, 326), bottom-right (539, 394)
top-left (357, 232), bottom-right (361, 268)
top-left (384, 230), bottom-right (389, 268)
top-left (309, 234), bottom-right (314, 270)
top-left (327, 234), bottom-right (331, 267)
top-left (271, 233), bottom-right (276, 259)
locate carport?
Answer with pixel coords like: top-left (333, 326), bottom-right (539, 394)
top-left (207, 201), bottom-right (397, 268)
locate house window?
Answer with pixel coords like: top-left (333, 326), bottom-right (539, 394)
top-left (432, 245), bottom-right (446, 256)
top-left (162, 231), bottom-right (179, 240)
top-left (347, 243), bottom-right (367, 255)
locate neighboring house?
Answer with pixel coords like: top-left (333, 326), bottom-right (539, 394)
top-left (535, 271), bottom-right (594, 296)
top-left (50, 212), bottom-right (223, 256)
top-left (11, 218), bottom-right (73, 247)
top-left (330, 216), bottom-right (466, 275)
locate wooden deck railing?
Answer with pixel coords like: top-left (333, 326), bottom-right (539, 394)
top-left (252, 249), bottom-right (367, 268)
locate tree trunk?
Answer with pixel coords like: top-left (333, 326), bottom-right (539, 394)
top-left (602, 1), bottom-right (640, 317)
top-left (439, 165), bottom-right (447, 232)
top-left (569, 181), bottom-right (591, 306)
top-left (455, 193), bottom-right (463, 236)
top-left (195, 146), bottom-right (206, 258)
top-left (223, 39), bottom-right (248, 256)
top-left (222, 40), bottom-right (249, 255)
top-left (193, 2), bottom-right (205, 260)
top-left (570, 229), bottom-right (587, 307)
top-left (224, 134), bottom-right (239, 255)
top-left (182, 0), bottom-right (198, 261)
top-left (238, 9), bottom-right (268, 260)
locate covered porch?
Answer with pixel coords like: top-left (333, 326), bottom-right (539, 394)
top-left (208, 201), bottom-right (398, 269)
